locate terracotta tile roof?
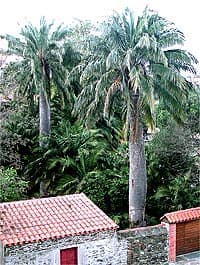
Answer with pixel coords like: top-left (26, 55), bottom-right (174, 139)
top-left (160, 207), bottom-right (200, 224)
top-left (0, 193), bottom-right (118, 246)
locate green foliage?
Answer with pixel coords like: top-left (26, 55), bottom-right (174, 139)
top-left (185, 89), bottom-right (200, 133)
top-left (146, 99), bottom-right (199, 221)
top-left (147, 124), bottom-right (194, 179)
top-left (0, 167), bottom-right (28, 202)
top-left (154, 173), bottom-right (199, 212)
top-left (23, 116), bottom-right (108, 195)
top-left (0, 98), bottom-right (38, 169)
top-left (77, 143), bottom-right (129, 227)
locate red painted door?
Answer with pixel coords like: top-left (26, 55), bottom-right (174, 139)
top-left (60, 247), bottom-right (78, 265)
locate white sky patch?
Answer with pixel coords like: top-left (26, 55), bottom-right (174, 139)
top-left (0, 0), bottom-right (199, 69)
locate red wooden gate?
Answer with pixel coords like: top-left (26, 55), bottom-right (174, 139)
top-left (60, 247), bottom-right (78, 265)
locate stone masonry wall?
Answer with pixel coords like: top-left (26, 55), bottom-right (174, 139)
top-left (119, 224), bottom-right (168, 265)
top-left (4, 230), bottom-right (127, 265)
top-left (4, 224), bottom-right (168, 264)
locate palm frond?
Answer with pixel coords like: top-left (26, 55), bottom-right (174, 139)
top-left (106, 48), bottom-right (121, 70)
top-left (104, 77), bottom-right (122, 117)
top-left (159, 28), bottom-right (185, 48)
top-left (80, 59), bottom-right (104, 84)
top-left (122, 8), bottom-right (135, 45)
top-left (139, 74), bottom-right (155, 126)
top-left (165, 49), bottom-right (198, 73)
top-left (51, 24), bottom-right (69, 42)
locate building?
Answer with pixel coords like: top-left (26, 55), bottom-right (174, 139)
top-left (0, 193), bottom-right (126, 265)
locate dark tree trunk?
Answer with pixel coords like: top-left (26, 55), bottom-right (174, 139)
top-left (129, 90), bottom-right (147, 227)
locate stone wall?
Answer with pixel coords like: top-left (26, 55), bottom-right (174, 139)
top-left (4, 224), bottom-right (168, 264)
top-left (119, 224), bottom-right (168, 265)
top-left (0, 241), bottom-right (4, 265)
top-left (4, 230), bottom-right (127, 265)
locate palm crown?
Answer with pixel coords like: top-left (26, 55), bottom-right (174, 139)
top-left (76, 8), bottom-right (197, 128)
top-left (5, 17), bottom-right (69, 101)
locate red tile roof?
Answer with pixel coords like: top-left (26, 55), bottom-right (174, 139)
top-left (160, 207), bottom-right (200, 224)
top-left (0, 193), bottom-right (118, 246)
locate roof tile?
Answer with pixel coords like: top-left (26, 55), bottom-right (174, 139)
top-left (0, 193), bottom-right (118, 246)
top-left (160, 207), bottom-right (200, 224)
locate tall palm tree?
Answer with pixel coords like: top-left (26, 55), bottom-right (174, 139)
top-left (75, 8), bottom-right (198, 226)
top-left (3, 18), bottom-right (70, 195)
top-left (5, 18), bottom-right (70, 140)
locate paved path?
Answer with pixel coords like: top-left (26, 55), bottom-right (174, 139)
top-left (170, 251), bottom-right (200, 265)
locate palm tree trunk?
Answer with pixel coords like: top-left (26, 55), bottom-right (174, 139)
top-left (39, 88), bottom-right (50, 145)
top-left (39, 87), bottom-right (50, 196)
top-left (129, 91), bottom-right (147, 227)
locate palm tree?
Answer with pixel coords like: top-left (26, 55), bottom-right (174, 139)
top-left (75, 8), bottom-right (198, 226)
top-left (3, 18), bottom-right (70, 195)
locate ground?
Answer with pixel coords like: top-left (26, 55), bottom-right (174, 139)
top-left (170, 251), bottom-right (200, 265)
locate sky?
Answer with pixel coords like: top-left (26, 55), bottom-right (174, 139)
top-left (0, 0), bottom-right (199, 70)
